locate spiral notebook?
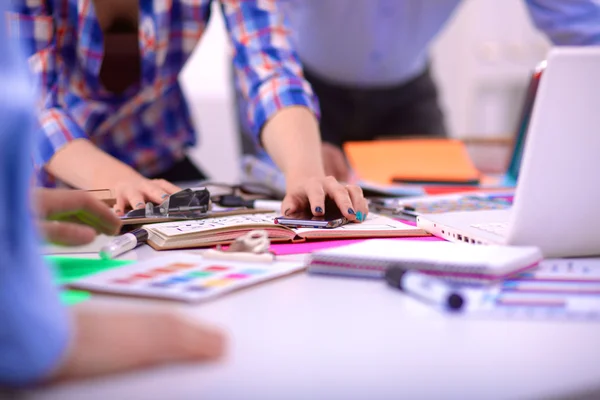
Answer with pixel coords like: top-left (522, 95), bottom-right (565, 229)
top-left (307, 239), bottom-right (542, 282)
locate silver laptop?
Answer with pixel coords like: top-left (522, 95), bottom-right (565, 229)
top-left (416, 47), bottom-right (600, 258)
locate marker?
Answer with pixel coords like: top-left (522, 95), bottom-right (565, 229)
top-left (385, 267), bottom-right (465, 311)
top-left (100, 228), bottom-right (149, 260)
top-left (217, 195), bottom-right (282, 212)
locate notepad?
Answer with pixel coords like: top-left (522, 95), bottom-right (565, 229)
top-left (307, 239), bottom-right (542, 282)
top-left (344, 139), bottom-right (480, 185)
top-left (144, 212), bottom-right (427, 250)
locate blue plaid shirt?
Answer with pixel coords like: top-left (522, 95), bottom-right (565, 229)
top-left (8, 0), bottom-right (319, 186)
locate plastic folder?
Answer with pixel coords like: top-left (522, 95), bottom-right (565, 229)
top-left (344, 139), bottom-right (480, 185)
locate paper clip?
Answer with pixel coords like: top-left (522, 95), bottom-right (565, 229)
top-left (202, 230), bottom-right (274, 263)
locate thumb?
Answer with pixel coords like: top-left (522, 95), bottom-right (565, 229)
top-left (39, 221), bottom-right (98, 246)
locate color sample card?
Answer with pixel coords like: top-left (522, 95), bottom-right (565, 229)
top-left (465, 258), bottom-right (600, 321)
top-left (69, 254), bottom-right (304, 303)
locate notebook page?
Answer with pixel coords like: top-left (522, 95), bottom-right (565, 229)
top-left (146, 213), bottom-right (281, 238)
top-left (295, 214), bottom-right (423, 236)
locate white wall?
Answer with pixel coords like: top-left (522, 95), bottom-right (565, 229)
top-left (431, 0), bottom-right (550, 138)
top-left (179, 2), bottom-right (239, 183)
top-left (180, 0), bottom-right (551, 182)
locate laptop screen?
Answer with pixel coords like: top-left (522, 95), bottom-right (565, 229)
top-left (505, 61), bottom-right (546, 184)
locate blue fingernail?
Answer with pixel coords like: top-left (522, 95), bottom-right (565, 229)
top-left (315, 206), bottom-right (323, 213)
top-left (356, 211), bottom-right (363, 221)
top-left (348, 208), bottom-right (355, 215)
top-left (361, 213), bottom-right (367, 222)
top-left (161, 193), bottom-right (169, 198)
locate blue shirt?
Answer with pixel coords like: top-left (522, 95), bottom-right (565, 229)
top-left (283, 0), bottom-right (600, 87)
top-left (243, 0), bottom-right (600, 171)
top-left (0, 6), bottom-right (70, 387)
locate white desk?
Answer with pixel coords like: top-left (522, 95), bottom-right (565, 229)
top-left (26, 245), bottom-right (600, 400)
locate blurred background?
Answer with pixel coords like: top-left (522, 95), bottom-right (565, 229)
top-left (180, 0), bottom-right (551, 183)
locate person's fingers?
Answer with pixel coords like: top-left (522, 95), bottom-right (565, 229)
top-left (140, 179), bottom-right (181, 205)
top-left (53, 309), bottom-right (225, 382)
top-left (125, 190), bottom-right (146, 213)
top-left (142, 184), bottom-right (169, 205)
top-left (322, 177), bottom-right (357, 221)
top-left (345, 184), bottom-right (368, 222)
top-left (40, 190), bottom-right (121, 234)
top-left (303, 179), bottom-right (326, 216)
top-left (153, 179), bottom-right (181, 195)
top-left (39, 221), bottom-right (97, 246)
top-left (172, 316), bottom-right (227, 360)
top-left (114, 195), bottom-right (126, 217)
top-left (280, 194), bottom-right (300, 217)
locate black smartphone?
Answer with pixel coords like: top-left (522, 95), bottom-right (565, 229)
top-left (274, 203), bottom-right (349, 229)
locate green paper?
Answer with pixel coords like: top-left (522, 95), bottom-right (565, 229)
top-left (46, 256), bottom-right (134, 285)
top-left (60, 289), bottom-right (92, 305)
top-left (45, 256), bottom-right (135, 305)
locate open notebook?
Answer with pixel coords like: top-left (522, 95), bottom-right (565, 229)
top-left (144, 213), bottom-right (427, 250)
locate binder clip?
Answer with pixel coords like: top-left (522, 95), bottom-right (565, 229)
top-left (122, 188), bottom-right (211, 220)
top-left (202, 230), bottom-right (274, 263)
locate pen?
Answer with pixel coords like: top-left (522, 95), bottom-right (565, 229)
top-left (385, 267), bottom-right (465, 311)
top-left (99, 228), bottom-right (149, 260)
top-left (217, 195), bottom-right (282, 212)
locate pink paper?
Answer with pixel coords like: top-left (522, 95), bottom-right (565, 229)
top-left (271, 235), bottom-right (443, 256)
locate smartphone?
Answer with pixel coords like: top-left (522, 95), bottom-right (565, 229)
top-left (274, 205), bottom-right (349, 229)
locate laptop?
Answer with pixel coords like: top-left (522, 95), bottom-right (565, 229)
top-left (416, 47), bottom-right (600, 258)
top-left (503, 60), bottom-right (545, 186)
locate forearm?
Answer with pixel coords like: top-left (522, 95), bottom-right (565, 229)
top-left (46, 139), bottom-right (139, 189)
top-left (261, 106), bottom-right (326, 182)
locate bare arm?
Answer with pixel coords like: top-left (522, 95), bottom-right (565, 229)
top-left (262, 107), bottom-right (368, 220)
top-left (47, 139), bottom-right (139, 191)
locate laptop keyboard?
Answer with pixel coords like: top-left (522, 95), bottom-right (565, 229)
top-left (470, 222), bottom-right (508, 236)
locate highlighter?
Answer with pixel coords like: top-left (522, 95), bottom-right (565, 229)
top-left (100, 228), bottom-right (148, 259)
top-left (385, 267), bottom-right (465, 311)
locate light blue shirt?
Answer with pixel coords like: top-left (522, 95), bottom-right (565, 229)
top-left (283, 0), bottom-right (600, 87)
top-left (0, 6), bottom-right (70, 387)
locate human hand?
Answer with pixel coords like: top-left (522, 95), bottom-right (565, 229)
top-left (281, 175), bottom-right (369, 223)
top-left (33, 188), bottom-right (122, 246)
top-left (113, 174), bottom-right (181, 216)
top-left (322, 142), bottom-right (350, 182)
top-left (52, 308), bottom-right (226, 382)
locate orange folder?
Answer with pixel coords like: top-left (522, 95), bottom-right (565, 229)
top-left (344, 139), bottom-right (481, 185)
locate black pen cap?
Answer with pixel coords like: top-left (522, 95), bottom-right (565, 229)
top-left (132, 228), bottom-right (149, 242)
top-left (384, 266), bottom-right (408, 289)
